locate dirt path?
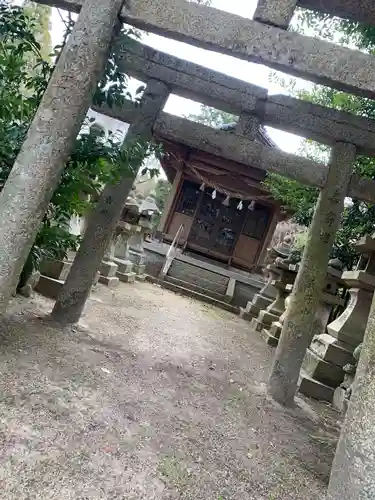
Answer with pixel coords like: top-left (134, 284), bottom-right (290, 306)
top-left (0, 282), bottom-right (340, 499)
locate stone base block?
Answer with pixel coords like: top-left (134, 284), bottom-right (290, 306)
top-left (250, 317), bottom-right (264, 332)
top-left (302, 349), bottom-right (344, 387)
top-left (35, 275), bottom-right (64, 300)
top-left (309, 333), bottom-right (353, 367)
top-left (98, 276), bottom-right (119, 288)
top-left (135, 273), bottom-right (146, 282)
top-left (243, 303), bottom-right (261, 318)
top-left (100, 261), bottom-right (118, 278)
top-left (128, 250), bottom-right (145, 266)
top-left (269, 320), bottom-right (282, 339)
top-left (19, 284), bottom-right (33, 298)
top-left (114, 258), bottom-right (134, 274)
top-left (251, 294), bottom-right (273, 310)
top-left (243, 295), bottom-right (272, 318)
top-left (117, 271), bottom-right (136, 284)
top-left (133, 263), bottom-right (146, 275)
top-left (40, 259), bottom-right (72, 281)
top-left (257, 309), bottom-right (279, 327)
top-left (260, 328), bottom-right (279, 346)
top-left (327, 324), bottom-right (363, 350)
top-left (298, 374), bottom-right (334, 403)
top-left (240, 308), bottom-right (258, 321)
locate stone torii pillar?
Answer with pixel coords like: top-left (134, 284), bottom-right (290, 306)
top-left (267, 142), bottom-right (357, 406)
top-left (327, 297), bottom-right (375, 499)
top-left (254, 0), bottom-right (298, 28)
top-left (0, 0), bottom-right (124, 314)
top-left (51, 80), bottom-right (170, 324)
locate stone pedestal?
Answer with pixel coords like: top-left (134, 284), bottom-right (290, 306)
top-left (242, 242), bottom-right (292, 322)
top-left (327, 277), bottom-right (374, 347)
top-left (35, 258), bottom-right (74, 299)
top-left (114, 222), bottom-right (140, 284)
top-left (114, 196), bottom-right (158, 283)
top-left (240, 265), bottom-right (277, 321)
top-left (265, 290), bottom-right (292, 346)
top-left (99, 238), bottom-right (119, 288)
top-left (327, 236), bottom-right (375, 348)
top-left (128, 223), bottom-right (150, 281)
top-left (250, 259), bottom-right (297, 335)
top-left (299, 261), bottom-right (345, 401)
top-left (300, 238), bottom-right (375, 402)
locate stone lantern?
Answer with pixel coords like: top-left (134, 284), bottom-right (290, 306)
top-left (242, 237), bottom-right (291, 323)
top-left (299, 235), bottom-right (375, 402)
top-left (249, 238), bottom-right (297, 334)
top-left (101, 194), bottom-right (159, 284)
top-left (326, 235), bottom-right (375, 349)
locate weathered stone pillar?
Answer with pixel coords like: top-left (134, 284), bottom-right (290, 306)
top-left (51, 80), bottom-right (170, 324)
top-left (98, 236), bottom-right (120, 287)
top-left (254, 0), bottom-right (298, 28)
top-left (0, 0), bottom-right (124, 314)
top-left (326, 300), bottom-right (375, 499)
top-left (267, 142), bottom-right (356, 406)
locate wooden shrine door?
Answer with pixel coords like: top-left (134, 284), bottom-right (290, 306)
top-left (188, 190), bottom-right (246, 260)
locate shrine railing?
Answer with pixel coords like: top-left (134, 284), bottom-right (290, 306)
top-left (159, 224), bottom-right (184, 279)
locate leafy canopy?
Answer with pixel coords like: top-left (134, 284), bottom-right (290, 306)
top-left (264, 9), bottom-right (375, 269)
top-left (0, 2), bottom-right (157, 285)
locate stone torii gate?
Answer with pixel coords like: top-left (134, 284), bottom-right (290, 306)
top-left (1, 0), bottom-right (375, 496)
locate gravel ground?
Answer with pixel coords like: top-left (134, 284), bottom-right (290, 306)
top-left (0, 281), bottom-right (341, 499)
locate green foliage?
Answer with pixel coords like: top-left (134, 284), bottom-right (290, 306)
top-left (264, 11), bottom-right (375, 269)
top-left (152, 178), bottom-right (171, 228)
top-left (264, 174), bottom-right (318, 226)
top-left (0, 3), bottom-right (51, 121)
top-left (187, 104), bottom-right (236, 127)
top-left (154, 178), bottom-right (171, 211)
top-left (295, 7), bottom-right (375, 52)
top-left (23, 0), bottom-right (51, 64)
top-left (0, 3), bottom-right (155, 287)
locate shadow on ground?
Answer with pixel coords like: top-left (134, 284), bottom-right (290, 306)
top-left (0, 282), bottom-right (341, 499)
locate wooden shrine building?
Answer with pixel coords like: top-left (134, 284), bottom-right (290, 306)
top-left (156, 123), bottom-right (285, 272)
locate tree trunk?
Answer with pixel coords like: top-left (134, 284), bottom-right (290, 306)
top-left (51, 79), bottom-right (170, 325)
top-left (326, 294), bottom-right (375, 499)
top-left (267, 142), bottom-right (356, 406)
top-left (0, 0), bottom-right (124, 314)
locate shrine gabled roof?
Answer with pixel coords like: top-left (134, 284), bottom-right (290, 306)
top-left (219, 122), bottom-right (277, 148)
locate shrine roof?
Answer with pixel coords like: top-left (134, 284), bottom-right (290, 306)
top-left (219, 123), bottom-right (277, 148)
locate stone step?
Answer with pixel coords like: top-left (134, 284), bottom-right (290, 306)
top-left (35, 275), bottom-right (64, 300)
top-left (169, 260), bottom-right (229, 294)
top-left (164, 275), bottom-right (230, 303)
top-left (147, 276), bottom-right (239, 315)
top-left (240, 307), bottom-right (259, 322)
top-left (260, 328), bottom-right (279, 347)
top-left (298, 373), bottom-right (335, 403)
top-left (302, 348), bottom-right (344, 387)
